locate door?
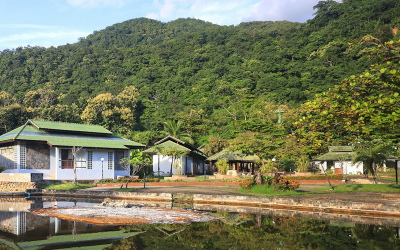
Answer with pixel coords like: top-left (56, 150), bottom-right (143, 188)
top-left (92, 151), bottom-right (113, 180)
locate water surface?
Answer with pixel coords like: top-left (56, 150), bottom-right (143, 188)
top-left (0, 197), bottom-right (399, 249)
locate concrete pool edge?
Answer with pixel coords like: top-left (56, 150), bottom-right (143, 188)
top-left (10, 189), bottom-right (399, 218)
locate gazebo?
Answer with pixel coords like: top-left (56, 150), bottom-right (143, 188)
top-left (206, 149), bottom-right (259, 175)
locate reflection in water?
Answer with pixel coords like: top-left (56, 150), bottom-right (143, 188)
top-left (0, 198), bottom-right (399, 249)
top-left (106, 214), bottom-right (400, 250)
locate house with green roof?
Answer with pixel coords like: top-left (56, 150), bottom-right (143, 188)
top-left (313, 146), bottom-right (363, 175)
top-left (143, 136), bottom-right (207, 176)
top-left (0, 120), bottom-right (144, 180)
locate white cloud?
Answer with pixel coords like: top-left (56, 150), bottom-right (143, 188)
top-left (145, 0), bottom-right (319, 25)
top-left (0, 31), bottom-right (89, 50)
top-left (66, 0), bottom-right (130, 8)
top-left (243, 0), bottom-right (320, 23)
top-left (0, 31), bottom-right (88, 43)
top-left (146, 0), bottom-right (258, 25)
top-left (0, 24), bottom-right (54, 29)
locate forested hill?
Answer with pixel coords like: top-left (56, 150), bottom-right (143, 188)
top-left (0, 0), bottom-right (399, 145)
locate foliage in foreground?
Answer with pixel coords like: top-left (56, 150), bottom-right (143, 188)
top-left (284, 174), bottom-right (344, 180)
top-left (39, 183), bottom-right (94, 190)
top-left (97, 178), bottom-right (160, 183)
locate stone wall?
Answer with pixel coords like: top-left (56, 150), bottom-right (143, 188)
top-left (0, 145), bottom-right (14, 169)
top-left (0, 181), bottom-right (43, 192)
top-left (26, 142), bottom-right (50, 169)
top-left (0, 173), bottom-right (43, 182)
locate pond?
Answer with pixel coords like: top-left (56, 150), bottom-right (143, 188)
top-left (0, 196), bottom-right (400, 249)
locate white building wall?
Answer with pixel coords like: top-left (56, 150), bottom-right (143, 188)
top-left (316, 160), bottom-right (363, 174)
top-left (152, 154), bottom-right (174, 176)
top-left (152, 155), bottom-right (205, 176)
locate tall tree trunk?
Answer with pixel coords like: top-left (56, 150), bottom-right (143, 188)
top-left (73, 147), bottom-right (77, 186)
top-left (170, 156), bottom-right (174, 177)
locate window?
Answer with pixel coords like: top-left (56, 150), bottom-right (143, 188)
top-left (60, 149), bottom-right (73, 169)
top-left (20, 142), bottom-right (26, 169)
top-left (59, 148), bottom-right (86, 169)
top-left (108, 152), bottom-right (113, 170)
top-left (87, 151), bottom-right (93, 169)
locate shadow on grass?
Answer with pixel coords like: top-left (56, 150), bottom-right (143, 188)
top-left (295, 190), bottom-right (310, 193)
top-left (348, 184), bottom-right (363, 191)
top-left (388, 184), bottom-right (400, 189)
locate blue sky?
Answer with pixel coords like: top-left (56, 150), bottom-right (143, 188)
top-left (0, 0), bottom-right (321, 51)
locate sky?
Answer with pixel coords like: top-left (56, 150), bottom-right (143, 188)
top-left (0, 0), bottom-right (322, 51)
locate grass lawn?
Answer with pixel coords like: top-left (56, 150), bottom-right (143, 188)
top-left (235, 183), bottom-right (400, 197)
top-left (313, 184), bottom-right (400, 193)
top-left (377, 177), bottom-right (397, 181)
top-left (39, 183), bottom-right (94, 190)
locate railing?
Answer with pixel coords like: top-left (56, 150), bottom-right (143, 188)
top-left (59, 160), bottom-right (87, 169)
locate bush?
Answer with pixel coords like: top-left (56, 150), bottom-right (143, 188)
top-left (98, 178), bottom-right (114, 183)
top-left (99, 178), bottom-right (160, 183)
top-left (0, 166), bottom-right (5, 173)
top-left (215, 159), bottom-right (229, 174)
top-left (283, 174), bottom-right (343, 180)
top-left (239, 179), bottom-right (254, 189)
top-left (271, 179), bottom-right (300, 190)
top-left (279, 158), bottom-right (296, 172)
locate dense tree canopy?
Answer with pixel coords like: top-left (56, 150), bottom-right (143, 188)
top-left (295, 38), bottom-right (400, 156)
top-left (0, 0), bottom-right (398, 149)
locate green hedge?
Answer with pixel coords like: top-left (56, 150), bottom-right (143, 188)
top-left (283, 174), bottom-right (343, 180)
top-left (98, 178), bottom-right (161, 183)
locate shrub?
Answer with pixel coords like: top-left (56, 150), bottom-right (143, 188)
top-left (99, 178), bottom-right (160, 183)
top-left (271, 179), bottom-right (300, 191)
top-left (283, 174), bottom-right (343, 180)
top-left (215, 159), bottom-right (229, 174)
top-left (0, 166), bottom-right (5, 173)
top-left (279, 158), bottom-right (295, 172)
top-left (239, 179), bottom-right (254, 189)
top-left (98, 178), bottom-right (114, 183)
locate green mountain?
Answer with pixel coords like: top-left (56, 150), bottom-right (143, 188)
top-left (0, 0), bottom-right (399, 145)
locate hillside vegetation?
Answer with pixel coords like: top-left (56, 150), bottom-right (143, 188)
top-left (0, 0), bottom-right (399, 148)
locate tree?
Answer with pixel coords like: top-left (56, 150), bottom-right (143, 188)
top-left (215, 158), bottom-right (229, 174)
top-left (0, 92), bottom-right (26, 133)
top-left (161, 147), bottom-right (188, 176)
top-left (203, 136), bottom-right (227, 156)
top-left (230, 131), bottom-right (284, 170)
top-left (162, 120), bottom-right (193, 144)
top-left (119, 158), bottom-right (145, 188)
top-left (295, 39), bottom-right (400, 157)
top-left (70, 146), bottom-right (83, 186)
top-left (81, 86), bottom-right (139, 134)
top-left (152, 144), bottom-right (164, 177)
top-left (352, 140), bottom-right (397, 184)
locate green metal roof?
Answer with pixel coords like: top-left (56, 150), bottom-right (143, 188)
top-left (328, 146), bottom-right (353, 152)
top-left (314, 152), bottom-right (356, 161)
top-left (206, 149), bottom-right (259, 162)
top-left (28, 119), bottom-right (112, 134)
top-left (143, 136), bottom-right (207, 158)
top-left (0, 122), bottom-right (144, 150)
top-left (143, 140), bottom-right (191, 153)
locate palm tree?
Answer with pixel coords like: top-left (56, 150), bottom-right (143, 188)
top-left (162, 120), bottom-right (193, 144)
top-left (353, 140), bottom-right (396, 184)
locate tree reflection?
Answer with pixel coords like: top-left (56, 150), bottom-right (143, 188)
top-left (104, 215), bottom-right (400, 250)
